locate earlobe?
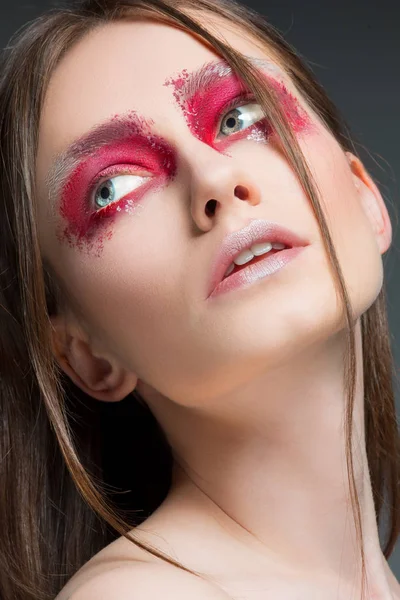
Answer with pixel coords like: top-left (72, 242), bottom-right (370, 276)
top-left (345, 151), bottom-right (392, 255)
top-left (49, 314), bottom-right (138, 403)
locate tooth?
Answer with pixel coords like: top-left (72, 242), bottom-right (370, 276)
top-left (272, 242), bottom-right (285, 250)
top-left (251, 242), bottom-right (272, 255)
top-left (233, 248), bottom-right (255, 266)
top-left (224, 263), bottom-right (235, 278)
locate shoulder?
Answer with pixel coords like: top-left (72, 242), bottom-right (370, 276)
top-left (62, 562), bottom-right (231, 600)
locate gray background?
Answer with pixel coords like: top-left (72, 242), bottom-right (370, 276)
top-left (1, 0), bottom-right (399, 577)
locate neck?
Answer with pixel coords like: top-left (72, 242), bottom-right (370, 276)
top-left (144, 320), bottom-right (398, 597)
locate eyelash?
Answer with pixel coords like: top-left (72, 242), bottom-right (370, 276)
top-left (89, 92), bottom-right (262, 211)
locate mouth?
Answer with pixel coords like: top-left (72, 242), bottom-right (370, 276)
top-left (207, 219), bottom-right (309, 299)
top-left (222, 242), bottom-right (288, 279)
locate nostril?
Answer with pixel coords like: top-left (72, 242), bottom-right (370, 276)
top-left (205, 199), bottom-right (217, 217)
top-left (234, 185), bottom-right (249, 200)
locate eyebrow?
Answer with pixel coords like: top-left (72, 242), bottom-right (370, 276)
top-left (164, 54), bottom-right (282, 103)
top-left (44, 55), bottom-right (283, 216)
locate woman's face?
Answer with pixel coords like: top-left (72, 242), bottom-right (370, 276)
top-left (36, 16), bottom-right (391, 406)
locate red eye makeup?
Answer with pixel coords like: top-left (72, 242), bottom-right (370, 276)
top-left (164, 58), bottom-right (312, 153)
top-left (53, 112), bottom-right (177, 255)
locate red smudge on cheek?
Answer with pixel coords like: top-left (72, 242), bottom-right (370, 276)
top-left (164, 66), bottom-right (312, 153)
top-left (56, 129), bottom-right (176, 256)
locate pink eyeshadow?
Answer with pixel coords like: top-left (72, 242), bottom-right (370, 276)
top-left (164, 66), bottom-right (312, 151)
top-left (57, 127), bottom-right (176, 256)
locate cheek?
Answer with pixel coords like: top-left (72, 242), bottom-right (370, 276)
top-left (55, 208), bottom-right (190, 364)
top-left (302, 131), bottom-right (383, 315)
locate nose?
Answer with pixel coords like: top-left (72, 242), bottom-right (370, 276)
top-left (182, 142), bottom-right (262, 232)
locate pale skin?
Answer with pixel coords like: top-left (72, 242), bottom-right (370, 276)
top-left (34, 13), bottom-right (399, 600)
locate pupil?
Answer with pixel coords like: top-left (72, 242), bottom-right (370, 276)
top-left (226, 116), bottom-right (236, 129)
top-left (100, 186), bottom-right (110, 199)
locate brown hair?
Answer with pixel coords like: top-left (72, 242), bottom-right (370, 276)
top-left (0, 1), bottom-right (398, 598)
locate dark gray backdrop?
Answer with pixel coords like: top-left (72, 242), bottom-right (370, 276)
top-left (1, 0), bottom-right (399, 579)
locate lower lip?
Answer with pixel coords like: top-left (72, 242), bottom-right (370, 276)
top-left (208, 246), bottom-right (306, 299)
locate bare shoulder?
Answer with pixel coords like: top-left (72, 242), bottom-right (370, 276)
top-left (63, 562), bottom-right (231, 600)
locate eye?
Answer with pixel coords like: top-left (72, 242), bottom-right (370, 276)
top-left (93, 174), bottom-right (149, 210)
top-left (217, 102), bottom-right (265, 139)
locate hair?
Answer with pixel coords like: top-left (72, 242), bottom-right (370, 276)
top-left (0, 0), bottom-right (398, 598)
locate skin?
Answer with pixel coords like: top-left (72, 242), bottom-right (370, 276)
top-left (35, 14), bottom-right (398, 600)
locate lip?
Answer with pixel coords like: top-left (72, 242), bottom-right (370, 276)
top-left (206, 218), bottom-right (309, 299)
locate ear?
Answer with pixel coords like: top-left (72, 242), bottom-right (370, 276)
top-left (345, 151), bottom-right (392, 254)
top-left (50, 313), bottom-right (139, 402)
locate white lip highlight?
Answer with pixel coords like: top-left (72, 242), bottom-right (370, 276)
top-left (207, 219), bottom-right (309, 299)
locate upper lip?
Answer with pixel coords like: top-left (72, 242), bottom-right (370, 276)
top-left (207, 218), bottom-right (309, 298)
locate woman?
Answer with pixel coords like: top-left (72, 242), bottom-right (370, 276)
top-left (0, 0), bottom-right (398, 598)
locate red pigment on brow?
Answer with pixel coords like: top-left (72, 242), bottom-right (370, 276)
top-left (56, 112), bottom-right (177, 256)
top-left (164, 67), bottom-right (311, 152)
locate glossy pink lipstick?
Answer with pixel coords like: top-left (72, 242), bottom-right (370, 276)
top-left (207, 219), bottom-right (309, 299)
